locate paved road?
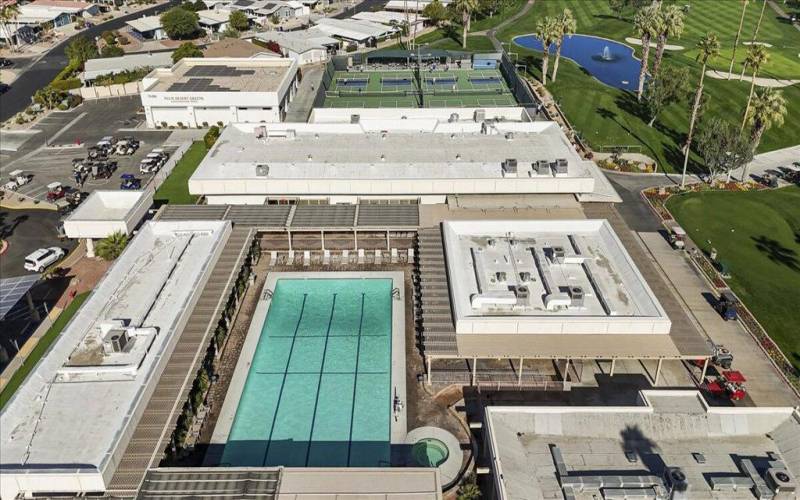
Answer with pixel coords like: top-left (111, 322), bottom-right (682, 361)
top-left (333, 0), bottom-right (387, 19)
top-left (0, 208), bottom-right (75, 279)
top-left (0, 0), bottom-right (178, 122)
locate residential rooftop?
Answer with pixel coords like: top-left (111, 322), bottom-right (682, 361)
top-left (253, 28), bottom-right (340, 54)
top-left (485, 391), bottom-right (800, 500)
top-left (142, 57), bottom-right (296, 93)
top-left (82, 51), bottom-right (174, 82)
top-left (0, 220), bottom-right (231, 500)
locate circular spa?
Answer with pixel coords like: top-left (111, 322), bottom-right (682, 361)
top-left (406, 427), bottom-right (464, 488)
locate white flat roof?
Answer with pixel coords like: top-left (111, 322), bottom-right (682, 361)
top-left (82, 51), bottom-right (174, 81)
top-left (126, 14), bottom-right (163, 33)
top-left (384, 0), bottom-right (450, 12)
top-left (351, 10), bottom-right (427, 26)
top-left (313, 16), bottom-right (395, 41)
top-left (197, 8), bottom-right (230, 24)
top-left (254, 27), bottom-right (339, 53)
top-left (188, 117), bottom-right (602, 198)
top-left (65, 190), bottom-right (148, 222)
top-left (0, 220), bottom-right (230, 497)
top-left (442, 219), bottom-right (670, 335)
top-left (485, 391), bottom-right (800, 500)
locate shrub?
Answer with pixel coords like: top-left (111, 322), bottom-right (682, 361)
top-left (203, 125), bottom-right (220, 148)
top-left (100, 44), bottom-right (124, 58)
top-left (49, 78), bottom-right (82, 91)
top-left (172, 41), bottom-right (203, 63)
top-left (101, 30), bottom-right (117, 46)
top-left (95, 232), bottom-right (129, 260)
top-left (160, 6), bottom-right (201, 40)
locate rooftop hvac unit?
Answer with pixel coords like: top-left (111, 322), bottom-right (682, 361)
top-left (495, 271), bottom-right (507, 282)
top-left (504, 132), bottom-right (514, 140)
top-left (554, 158), bottom-right (568, 174)
top-left (664, 467), bottom-right (690, 500)
top-left (568, 286), bottom-right (584, 307)
top-left (519, 271), bottom-right (531, 283)
top-left (536, 159), bottom-right (551, 175)
top-left (256, 164), bottom-right (269, 176)
top-left (552, 246), bottom-right (566, 264)
top-left (515, 285), bottom-right (529, 301)
top-left (255, 126), bottom-right (267, 138)
top-left (503, 158), bottom-right (518, 177)
top-left (448, 113), bottom-right (459, 123)
top-left (767, 469), bottom-right (797, 499)
top-left (487, 238), bottom-right (496, 247)
top-left (103, 329), bottom-right (129, 354)
top-left (473, 109), bottom-right (486, 122)
top-left (350, 114), bottom-right (360, 124)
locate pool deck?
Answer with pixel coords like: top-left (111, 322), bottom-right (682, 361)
top-left (207, 271), bottom-right (407, 465)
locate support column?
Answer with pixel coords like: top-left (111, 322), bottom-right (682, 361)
top-left (85, 238), bottom-right (95, 258)
top-left (518, 357), bottom-right (524, 386)
top-left (655, 358), bottom-right (663, 386)
top-left (426, 356), bottom-right (432, 386)
top-left (287, 231), bottom-right (293, 252)
top-left (386, 230), bottom-right (390, 251)
top-left (25, 291), bottom-right (41, 322)
top-left (321, 230), bottom-right (325, 251)
top-left (354, 231), bottom-right (359, 251)
top-left (472, 357), bottom-right (477, 386)
top-left (700, 358), bottom-right (709, 382)
top-left (610, 358), bottom-right (616, 377)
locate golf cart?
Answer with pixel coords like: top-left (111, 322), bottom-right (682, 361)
top-left (139, 158), bottom-right (159, 174)
top-left (92, 160), bottom-right (118, 179)
top-left (65, 188), bottom-right (87, 207)
top-left (668, 225), bottom-right (687, 250)
top-left (4, 170), bottom-right (32, 191)
top-left (115, 138), bottom-right (139, 156)
top-left (716, 290), bottom-right (738, 321)
top-left (87, 146), bottom-right (107, 160)
top-left (46, 182), bottom-right (66, 202)
top-left (120, 173), bottom-right (142, 190)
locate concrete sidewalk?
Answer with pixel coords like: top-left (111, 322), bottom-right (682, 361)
top-left (638, 231), bottom-right (799, 407)
top-left (734, 144), bottom-right (800, 181)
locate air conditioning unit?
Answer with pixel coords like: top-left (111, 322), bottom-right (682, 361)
top-left (554, 158), bottom-right (568, 174)
top-left (350, 114), bottom-right (360, 124)
top-left (568, 286), bottom-right (584, 307)
top-left (103, 328), bottom-right (129, 354)
top-left (487, 238), bottom-right (496, 247)
top-left (473, 109), bottom-right (486, 122)
top-left (448, 113), bottom-right (459, 123)
top-left (536, 159), bottom-right (551, 176)
top-left (495, 271), bottom-right (507, 282)
top-left (503, 158), bottom-right (518, 177)
top-left (519, 272), bottom-right (531, 283)
top-left (664, 467), bottom-right (690, 500)
top-left (256, 164), bottom-right (269, 176)
top-left (767, 468), bottom-right (797, 499)
top-left (552, 246), bottom-right (566, 264)
top-left (515, 285), bottom-right (529, 303)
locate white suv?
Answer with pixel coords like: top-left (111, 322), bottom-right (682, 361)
top-left (24, 247), bottom-right (65, 272)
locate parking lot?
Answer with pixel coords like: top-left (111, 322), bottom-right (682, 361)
top-left (2, 97), bottom-right (174, 204)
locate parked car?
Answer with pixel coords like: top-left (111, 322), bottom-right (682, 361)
top-left (24, 247), bottom-right (65, 272)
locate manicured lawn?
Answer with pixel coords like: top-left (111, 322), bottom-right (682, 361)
top-left (0, 292), bottom-right (89, 410)
top-left (666, 186), bottom-right (800, 371)
top-left (496, 0), bottom-right (800, 174)
top-left (154, 141), bottom-right (208, 205)
top-left (433, 35), bottom-right (496, 52)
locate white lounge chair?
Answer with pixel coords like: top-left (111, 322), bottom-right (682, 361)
top-left (391, 248), bottom-right (398, 263)
top-left (269, 251), bottom-right (277, 266)
top-left (374, 249), bottom-right (382, 265)
top-left (358, 249), bottom-right (365, 264)
top-left (287, 250), bottom-right (295, 265)
top-left (342, 249), bottom-right (349, 265)
top-left (323, 249), bottom-right (330, 265)
top-left (303, 250), bottom-right (311, 267)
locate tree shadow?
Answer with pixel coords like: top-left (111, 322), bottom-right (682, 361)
top-left (0, 212), bottom-right (29, 239)
top-left (751, 235), bottom-right (800, 272)
top-left (614, 92), bottom-right (649, 122)
top-left (620, 425), bottom-right (666, 476)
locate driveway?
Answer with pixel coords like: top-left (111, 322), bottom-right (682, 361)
top-left (0, 0), bottom-right (179, 122)
top-left (0, 208), bottom-right (75, 279)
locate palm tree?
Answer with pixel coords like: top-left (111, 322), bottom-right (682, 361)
top-left (681, 32), bottom-right (720, 188)
top-left (0, 3), bottom-right (20, 51)
top-left (95, 231), bottom-right (129, 261)
top-left (651, 4), bottom-right (684, 79)
top-left (728, 0), bottom-right (748, 79)
top-left (550, 8), bottom-right (576, 83)
top-left (751, 0), bottom-right (767, 42)
top-left (452, 0), bottom-right (478, 49)
top-left (742, 88), bottom-right (786, 179)
top-left (634, 4), bottom-right (659, 101)
top-left (740, 44), bottom-right (769, 132)
top-left (534, 16), bottom-right (559, 85)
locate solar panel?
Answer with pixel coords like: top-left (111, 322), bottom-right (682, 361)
top-left (0, 274), bottom-right (41, 320)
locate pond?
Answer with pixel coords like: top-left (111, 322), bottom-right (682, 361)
top-left (513, 34), bottom-right (643, 91)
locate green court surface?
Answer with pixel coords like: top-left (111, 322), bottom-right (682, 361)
top-left (323, 68), bottom-right (517, 108)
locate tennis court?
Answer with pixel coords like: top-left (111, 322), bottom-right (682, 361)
top-left (322, 68), bottom-right (517, 109)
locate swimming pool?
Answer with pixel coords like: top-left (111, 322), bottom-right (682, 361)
top-left (221, 278), bottom-right (394, 467)
top-left (513, 34), bottom-right (643, 91)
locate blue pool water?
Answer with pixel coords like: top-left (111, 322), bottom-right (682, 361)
top-left (513, 34), bottom-right (643, 91)
top-left (222, 278), bottom-right (393, 467)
